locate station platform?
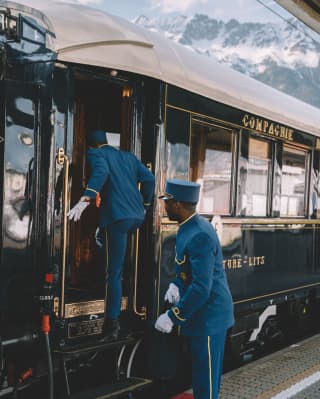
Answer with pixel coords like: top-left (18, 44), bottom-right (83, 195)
top-left (172, 333), bottom-right (320, 399)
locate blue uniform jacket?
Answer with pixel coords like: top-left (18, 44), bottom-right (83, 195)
top-left (83, 145), bottom-right (155, 227)
top-left (168, 214), bottom-right (234, 336)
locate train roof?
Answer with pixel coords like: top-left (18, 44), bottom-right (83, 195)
top-left (5, 1), bottom-right (320, 136)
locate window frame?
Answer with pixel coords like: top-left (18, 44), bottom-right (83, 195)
top-left (190, 117), bottom-right (238, 216)
top-left (279, 143), bottom-right (311, 218)
top-left (236, 131), bottom-right (273, 217)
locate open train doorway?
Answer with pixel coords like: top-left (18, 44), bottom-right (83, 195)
top-left (64, 72), bottom-right (135, 319)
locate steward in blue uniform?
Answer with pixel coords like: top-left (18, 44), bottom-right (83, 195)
top-left (68, 130), bottom-right (155, 340)
top-left (155, 179), bottom-right (234, 399)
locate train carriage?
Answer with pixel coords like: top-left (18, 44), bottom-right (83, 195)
top-left (1, 1), bottom-right (320, 398)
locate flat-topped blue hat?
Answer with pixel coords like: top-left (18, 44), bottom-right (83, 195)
top-left (159, 179), bottom-right (200, 203)
top-left (88, 130), bottom-right (108, 145)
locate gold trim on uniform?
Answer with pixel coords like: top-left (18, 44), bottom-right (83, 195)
top-left (207, 336), bottom-right (212, 399)
top-left (172, 307), bottom-right (186, 321)
top-left (175, 255), bottom-right (186, 265)
top-left (179, 272), bottom-right (187, 282)
top-left (85, 187), bottom-right (99, 195)
top-left (179, 212), bottom-right (197, 226)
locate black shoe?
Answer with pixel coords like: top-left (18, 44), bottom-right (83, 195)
top-left (99, 318), bottom-right (120, 343)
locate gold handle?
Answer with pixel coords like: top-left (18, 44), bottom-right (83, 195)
top-left (56, 148), bottom-right (70, 318)
top-left (131, 180), bottom-right (147, 318)
top-left (132, 225), bottom-right (147, 319)
top-left (56, 147), bottom-right (65, 166)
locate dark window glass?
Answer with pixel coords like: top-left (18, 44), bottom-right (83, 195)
top-left (166, 108), bottom-right (190, 180)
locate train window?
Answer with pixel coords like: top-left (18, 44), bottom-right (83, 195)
top-left (311, 151), bottom-right (320, 218)
top-left (166, 108), bottom-right (190, 180)
top-left (190, 120), bottom-right (234, 215)
top-left (272, 143), bottom-right (282, 217)
top-left (22, 17), bottom-right (46, 45)
top-left (237, 136), bottom-right (272, 216)
top-left (280, 145), bottom-right (307, 217)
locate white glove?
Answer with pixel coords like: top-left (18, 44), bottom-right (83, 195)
top-left (164, 283), bottom-right (180, 304)
top-left (155, 311), bottom-right (174, 333)
top-left (95, 227), bottom-right (104, 248)
top-left (67, 200), bottom-right (89, 222)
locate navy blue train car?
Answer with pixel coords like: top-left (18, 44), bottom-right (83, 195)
top-left (1, 1), bottom-right (320, 398)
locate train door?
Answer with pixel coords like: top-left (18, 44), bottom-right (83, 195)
top-left (0, 80), bottom-right (43, 327)
top-left (68, 76), bottom-right (132, 306)
top-left (53, 69), bottom-right (151, 344)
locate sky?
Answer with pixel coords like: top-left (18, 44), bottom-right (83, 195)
top-left (15, 0), bottom-right (293, 24)
top-left (101, 0), bottom-right (290, 22)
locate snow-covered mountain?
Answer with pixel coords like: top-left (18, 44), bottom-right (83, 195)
top-left (134, 14), bottom-right (320, 108)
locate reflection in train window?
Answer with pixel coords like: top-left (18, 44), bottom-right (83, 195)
top-left (190, 120), bottom-right (235, 215)
top-left (4, 88), bottom-right (35, 246)
top-left (280, 145), bottom-right (307, 217)
top-left (166, 108), bottom-right (190, 181)
top-left (311, 151), bottom-right (320, 218)
top-left (237, 137), bottom-right (272, 216)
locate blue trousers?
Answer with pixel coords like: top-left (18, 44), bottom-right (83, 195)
top-left (190, 331), bottom-right (227, 399)
top-left (102, 218), bottom-right (143, 319)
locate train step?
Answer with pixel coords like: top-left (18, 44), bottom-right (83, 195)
top-left (54, 336), bottom-right (139, 359)
top-left (54, 336), bottom-right (144, 396)
top-left (60, 377), bottom-right (152, 399)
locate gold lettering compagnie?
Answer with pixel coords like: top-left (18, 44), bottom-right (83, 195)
top-left (242, 114), bottom-right (294, 141)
